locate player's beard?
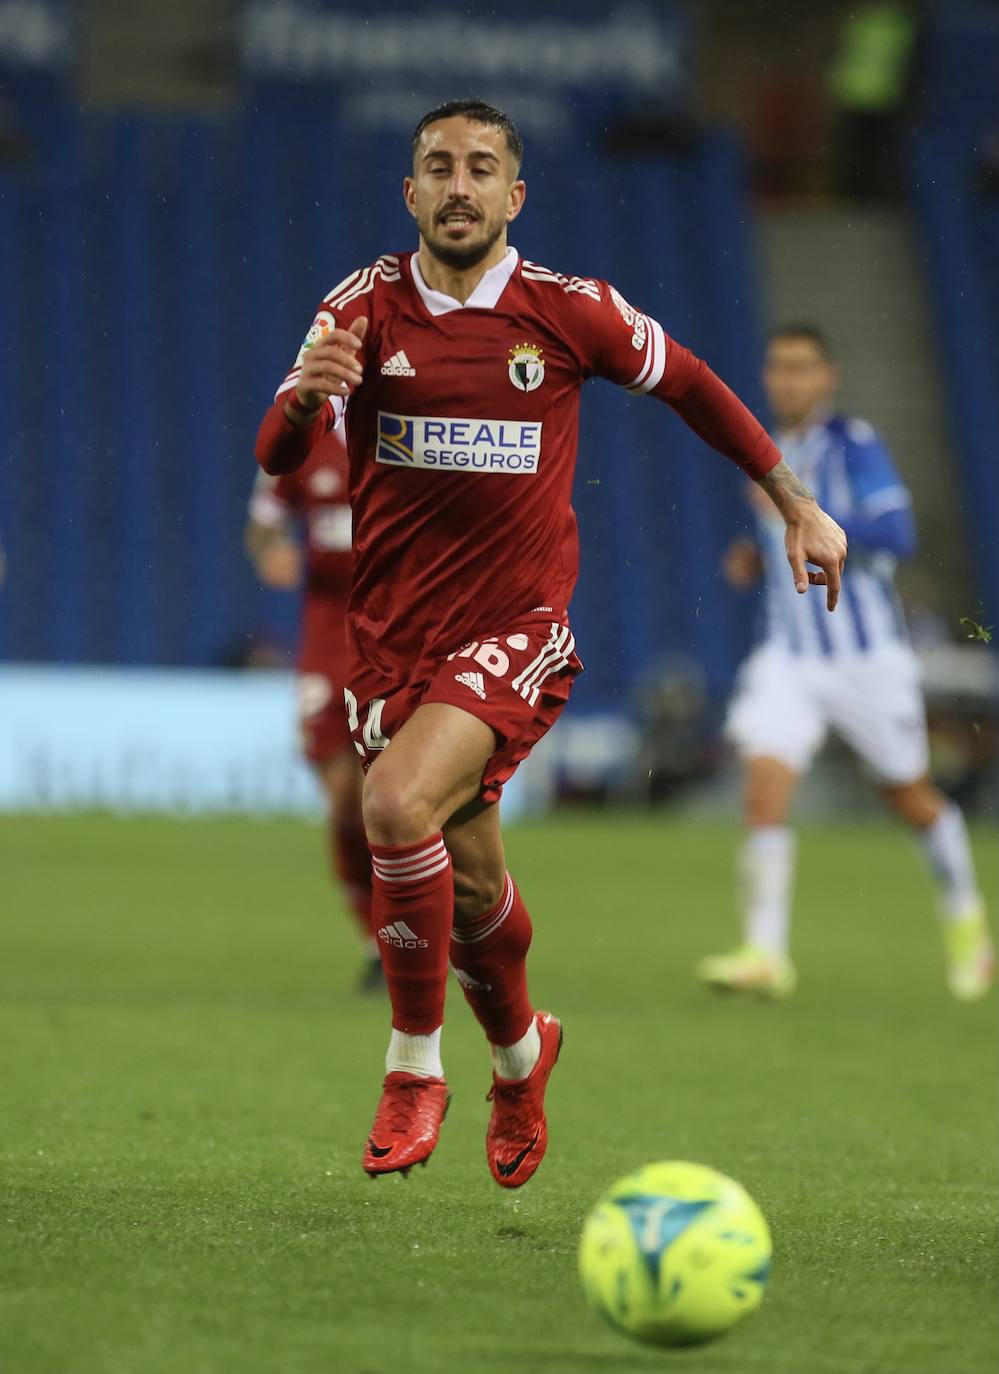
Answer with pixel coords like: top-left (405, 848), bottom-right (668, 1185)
top-left (420, 206), bottom-right (508, 271)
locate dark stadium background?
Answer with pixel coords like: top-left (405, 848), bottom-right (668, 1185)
top-left (1, 0), bottom-right (996, 814)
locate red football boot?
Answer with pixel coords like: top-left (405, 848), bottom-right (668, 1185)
top-left (485, 1011), bottom-right (563, 1188)
top-left (363, 1072), bottom-right (450, 1177)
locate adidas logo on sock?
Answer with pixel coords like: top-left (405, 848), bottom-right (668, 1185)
top-left (377, 921), bottom-right (428, 949)
top-left (453, 966), bottom-right (492, 993)
top-left (380, 350), bottom-right (416, 377)
top-left (454, 670), bottom-right (486, 699)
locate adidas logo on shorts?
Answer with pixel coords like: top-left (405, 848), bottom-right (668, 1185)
top-left (377, 921), bottom-right (428, 949)
top-left (380, 350), bottom-right (416, 377)
top-left (454, 671), bottom-right (486, 699)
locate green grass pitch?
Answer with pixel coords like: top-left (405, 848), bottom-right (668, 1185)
top-left (2, 813), bottom-right (996, 1374)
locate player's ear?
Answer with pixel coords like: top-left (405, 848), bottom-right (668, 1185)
top-left (506, 178), bottom-right (526, 224)
top-left (403, 176), bottom-right (417, 219)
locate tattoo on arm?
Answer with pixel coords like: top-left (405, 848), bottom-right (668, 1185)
top-left (758, 460), bottom-right (815, 514)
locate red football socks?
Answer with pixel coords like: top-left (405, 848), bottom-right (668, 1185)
top-left (330, 816), bottom-right (375, 941)
top-left (370, 834), bottom-right (453, 1034)
top-left (450, 873), bottom-right (535, 1047)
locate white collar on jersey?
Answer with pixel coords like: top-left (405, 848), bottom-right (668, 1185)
top-left (410, 246), bottom-right (518, 315)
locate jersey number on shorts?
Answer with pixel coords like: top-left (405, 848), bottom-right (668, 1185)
top-left (344, 688), bottom-right (389, 755)
top-left (447, 639), bottom-right (512, 676)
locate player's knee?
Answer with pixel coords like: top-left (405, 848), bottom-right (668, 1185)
top-left (745, 786), bottom-right (784, 828)
top-left (362, 767), bottom-right (435, 846)
top-left (452, 865), bottom-right (505, 923)
top-left (880, 777), bottom-right (940, 829)
top-left (744, 760), bottom-right (794, 827)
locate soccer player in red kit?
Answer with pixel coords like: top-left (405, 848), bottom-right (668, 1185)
top-left (245, 428), bottom-right (379, 991)
top-left (255, 99), bottom-right (847, 1186)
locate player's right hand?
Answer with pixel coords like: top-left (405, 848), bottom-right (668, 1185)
top-left (294, 316), bottom-right (368, 413)
top-left (722, 537), bottom-right (762, 590)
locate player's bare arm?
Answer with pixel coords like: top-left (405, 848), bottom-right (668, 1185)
top-left (758, 459), bottom-right (847, 610)
top-left (244, 518), bottom-right (302, 590)
top-left (287, 317), bottom-right (368, 425)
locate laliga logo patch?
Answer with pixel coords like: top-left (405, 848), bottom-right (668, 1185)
top-left (508, 342), bottom-right (545, 393)
top-left (302, 311), bottom-right (335, 351)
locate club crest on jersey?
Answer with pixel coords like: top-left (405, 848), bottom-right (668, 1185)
top-left (507, 343), bottom-right (545, 393)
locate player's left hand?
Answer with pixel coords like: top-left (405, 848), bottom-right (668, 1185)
top-left (784, 506), bottom-right (847, 611)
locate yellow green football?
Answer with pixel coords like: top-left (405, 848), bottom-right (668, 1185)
top-left (579, 1160), bottom-right (772, 1348)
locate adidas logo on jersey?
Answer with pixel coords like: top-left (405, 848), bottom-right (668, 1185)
top-left (454, 671), bottom-right (486, 699)
top-left (377, 921), bottom-right (428, 949)
top-left (381, 350), bottom-right (416, 377)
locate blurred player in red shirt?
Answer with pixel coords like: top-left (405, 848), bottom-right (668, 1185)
top-left (256, 100), bottom-right (847, 1185)
top-left (245, 429), bottom-right (379, 992)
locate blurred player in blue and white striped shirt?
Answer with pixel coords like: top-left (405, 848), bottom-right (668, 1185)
top-left (699, 324), bottom-right (993, 1001)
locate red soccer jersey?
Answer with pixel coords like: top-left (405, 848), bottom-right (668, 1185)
top-left (249, 428), bottom-right (352, 679)
top-left (257, 249), bottom-right (780, 693)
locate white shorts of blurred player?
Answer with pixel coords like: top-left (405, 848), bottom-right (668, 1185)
top-left (725, 641), bottom-right (929, 785)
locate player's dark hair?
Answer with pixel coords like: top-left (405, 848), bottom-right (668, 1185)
top-left (767, 323), bottom-right (835, 360)
top-left (412, 99), bottom-right (524, 171)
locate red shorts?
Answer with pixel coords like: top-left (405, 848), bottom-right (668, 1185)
top-left (345, 613), bottom-right (582, 804)
top-left (296, 669), bottom-right (354, 765)
top-left (296, 593), bottom-right (352, 766)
